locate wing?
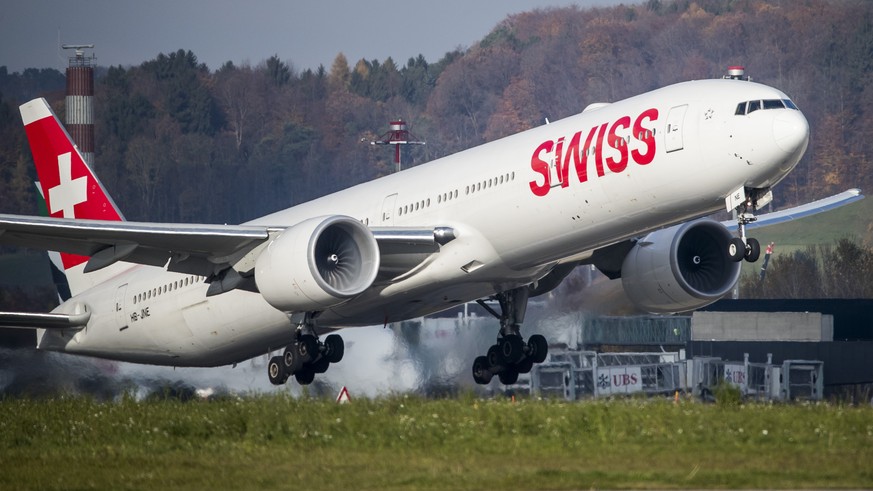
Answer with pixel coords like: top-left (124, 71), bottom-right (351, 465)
top-left (0, 214), bottom-right (271, 275)
top-left (721, 188), bottom-right (864, 231)
top-left (0, 213), bottom-right (454, 278)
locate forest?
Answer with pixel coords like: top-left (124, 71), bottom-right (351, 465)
top-left (0, 0), bottom-right (872, 303)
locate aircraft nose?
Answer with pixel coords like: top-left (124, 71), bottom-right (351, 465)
top-left (772, 110), bottom-right (809, 154)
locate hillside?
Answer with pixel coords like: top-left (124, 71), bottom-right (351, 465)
top-left (0, 0), bottom-right (870, 224)
top-left (0, 0), bottom-right (871, 308)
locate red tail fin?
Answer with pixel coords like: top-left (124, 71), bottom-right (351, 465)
top-left (20, 98), bottom-right (124, 270)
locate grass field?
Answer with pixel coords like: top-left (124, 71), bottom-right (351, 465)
top-left (737, 194), bottom-right (870, 276)
top-left (750, 194), bottom-right (871, 252)
top-left (1, 395), bottom-right (871, 490)
top-left (758, 193), bottom-right (871, 248)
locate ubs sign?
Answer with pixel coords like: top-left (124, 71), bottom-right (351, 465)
top-left (596, 366), bottom-right (643, 396)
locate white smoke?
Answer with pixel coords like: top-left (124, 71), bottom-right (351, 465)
top-left (1, 303), bottom-right (583, 399)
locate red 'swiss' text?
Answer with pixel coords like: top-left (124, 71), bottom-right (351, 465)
top-left (528, 108), bottom-right (659, 197)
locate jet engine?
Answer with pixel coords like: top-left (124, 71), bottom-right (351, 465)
top-left (620, 219), bottom-right (741, 313)
top-left (255, 216), bottom-right (380, 312)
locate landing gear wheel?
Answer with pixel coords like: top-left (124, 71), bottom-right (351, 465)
top-left (312, 356), bottom-right (330, 374)
top-left (324, 334), bottom-right (344, 363)
top-left (516, 357), bottom-right (534, 374)
top-left (745, 237), bottom-right (761, 262)
top-left (499, 335), bottom-right (525, 365)
top-left (728, 237), bottom-right (746, 262)
top-left (487, 345), bottom-right (500, 367)
top-left (472, 356), bottom-right (493, 385)
top-left (268, 356), bottom-right (287, 385)
top-left (498, 367), bottom-right (519, 385)
top-left (282, 346), bottom-right (299, 372)
top-left (297, 334), bottom-right (318, 362)
top-left (295, 367), bottom-right (315, 385)
top-left (527, 334), bottom-right (548, 364)
top-left (470, 287), bottom-right (550, 386)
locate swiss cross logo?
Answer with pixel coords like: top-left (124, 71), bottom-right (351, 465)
top-left (48, 152), bottom-right (88, 218)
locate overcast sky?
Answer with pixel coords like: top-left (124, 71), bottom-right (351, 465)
top-left (1, 1), bottom-right (636, 73)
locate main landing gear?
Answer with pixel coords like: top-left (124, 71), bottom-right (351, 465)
top-left (267, 314), bottom-right (344, 386)
top-left (728, 194), bottom-right (762, 263)
top-left (471, 287), bottom-right (549, 385)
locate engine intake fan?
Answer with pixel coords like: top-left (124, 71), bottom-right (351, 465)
top-left (255, 216), bottom-right (380, 312)
top-left (621, 219), bottom-right (741, 313)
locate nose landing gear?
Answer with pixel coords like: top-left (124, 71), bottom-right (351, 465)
top-left (471, 287), bottom-right (549, 385)
top-left (727, 187), bottom-right (767, 263)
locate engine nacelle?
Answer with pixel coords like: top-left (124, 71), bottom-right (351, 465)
top-left (621, 219), bottom-right (741, 313)
top-left (255, 216), bottom-right (380, 312)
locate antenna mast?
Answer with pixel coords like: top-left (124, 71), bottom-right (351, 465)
top-left (366, 120), bottom-right (425, 173)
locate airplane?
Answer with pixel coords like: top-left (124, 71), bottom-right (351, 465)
top-left (0, 66), bottom-right (856, 387)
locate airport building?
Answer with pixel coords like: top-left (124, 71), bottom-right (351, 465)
top-left (526, 299), bottom-right (873, 402)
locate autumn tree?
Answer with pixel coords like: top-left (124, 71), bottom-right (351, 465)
top-left (328, 53), bottom-right (351, 92)
top-left (214, 63), bottom-right (270, 153)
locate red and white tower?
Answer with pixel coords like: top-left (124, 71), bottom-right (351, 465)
top-left (62, 44), bottom-right (96, 166)
top-left (367, 120), bottom-right (425, 173)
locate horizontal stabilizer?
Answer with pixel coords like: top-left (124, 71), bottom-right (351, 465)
top-left (0, 311), bottom-right (90, 330)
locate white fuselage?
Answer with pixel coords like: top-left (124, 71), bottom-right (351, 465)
top-left (39, 79), bottom-right (809, 366)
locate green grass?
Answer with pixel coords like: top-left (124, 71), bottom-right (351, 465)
top-left (755, 195), bottom-right (871, 250)
top-left (1, 395), bottom-right (871, 490)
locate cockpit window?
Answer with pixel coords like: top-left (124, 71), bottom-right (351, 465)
top-left (734, 98), bottom-right (799, 115)
top-left (748, 100), bottom-right (761, 113)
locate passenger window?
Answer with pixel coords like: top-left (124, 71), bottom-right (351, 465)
top-left (747, 100), bottom-right (761, 113)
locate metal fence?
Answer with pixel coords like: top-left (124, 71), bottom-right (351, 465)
top-left (529, 349), bottom-right (824, 402)
top-left (690, 354), bottom-right (824, 401)
top-left (529, 349), bottom-right (685, 400)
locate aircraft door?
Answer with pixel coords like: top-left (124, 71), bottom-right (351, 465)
top-left (381, 193), bottom-right (398, 225)
top-left (114, 283), bottom-right (128, 330)
top-left (665, 104), bottom-right (688, 153)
